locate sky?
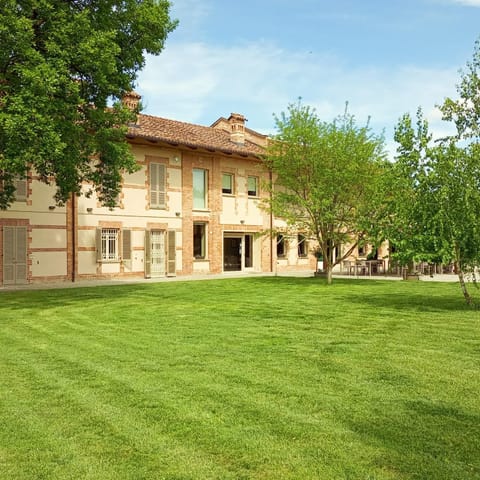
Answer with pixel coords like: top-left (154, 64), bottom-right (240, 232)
top-left (136, 0), bottom-right (480, 156)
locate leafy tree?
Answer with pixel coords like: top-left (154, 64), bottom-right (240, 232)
top-left (0, 0), bottom-right (177, 209)
top-left (384, 109), bottom-right (436, 272)
top-left (389, 107), bottom-right (480, 306)
top-left (263, 100), bottom-right (387, 284)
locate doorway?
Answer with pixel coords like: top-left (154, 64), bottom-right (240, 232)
top-left (223, 234), bottom-right (254, 272)
top-left (3, 226), bottom-right (28, 285)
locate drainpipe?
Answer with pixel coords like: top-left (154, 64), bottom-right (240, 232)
top-left (269, 169), bottom-right (274, 273)
top-left (71, 192), bottom-right (76, 282)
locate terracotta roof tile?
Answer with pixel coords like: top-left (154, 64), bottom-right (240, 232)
top-left (127, 114), bottom-right (265, 157)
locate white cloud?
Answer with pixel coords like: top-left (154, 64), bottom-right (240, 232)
top-left (449, 0), bottom-right (480, 6)
top-left (136, 40), bottom-right (461, 156)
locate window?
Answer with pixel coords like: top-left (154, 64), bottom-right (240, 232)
top-left (247, 176), bottom-right (258, 197)
top-left (298, 234), bottom-right (307, 257)
top-left (193, 223), bottom-right (206, 259)
top-left (14, 177), bottom-right (27, 202)
top-left (99, 228), bottom-right (119, 261)
top-left (150, 163), bottom-right (166, 208)
top-left (277, 234), bottom-right (286, 257)
top-left (193, 168), bottom-right (207, 209)
top-left (222, 173), bottom-right (234, 194)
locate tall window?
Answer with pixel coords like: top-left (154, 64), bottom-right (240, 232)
top-left (247, 176), bottom-right (258, 197)
top-left (150, 163), bottom-right (166, 208)
top-left (277, 234), bottom-right (286, 257)
top-left (222, 173), bottom-right (234, 194)
top-left (101, 229), bottom-right (119, 261)
top-left (193, 223), bottom-right (206, 259)
top-left (298, 234), bottom-right (307, 257)
top-left (193, 168), bottom-right (207, 209)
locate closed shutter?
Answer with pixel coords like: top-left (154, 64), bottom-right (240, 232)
top-left (122, 229), bottom-right (132, 261)
top-left (96, 228), bottom-right (102, 262)
top-left (3, 227), bottom-right (15, 284)
top-left (3, 226), bottom-right (27, 284)
top-left (14, 178), bottom-right (27, 201)
top-left (167, 230), bottom-right (176, 276)
top-left (150, 163), bottom-right (166, 208)
top-left (144, 230), bottom-right (151, 278)
top-left (15, 227), bottom-right (27, 284)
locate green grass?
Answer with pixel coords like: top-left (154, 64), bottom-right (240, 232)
top-left (1, 277), bottom-right (479, 480)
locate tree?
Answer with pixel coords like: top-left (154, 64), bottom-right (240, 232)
top-left (389, 108), bottom-right (480, 306)
top-left (384, 109), bottom-right (436, 273)
top-left (263, 100), bottom-right (387, 284)
top-left (0, 0), bottom-right (177, 209)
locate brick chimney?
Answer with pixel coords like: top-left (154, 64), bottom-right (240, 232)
top-left (122, 91), bottom-right (141, 125)
top-left (228, 113), bottom-right (246, 145)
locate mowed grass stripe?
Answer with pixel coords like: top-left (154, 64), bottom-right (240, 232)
top-left (1, 277), bottom-right (479, 479)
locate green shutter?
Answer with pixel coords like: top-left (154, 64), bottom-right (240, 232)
top-left (150, 163), bottom-right (166, 208)
top-left (167, 230), bottom-right (176, 276)
top-left (144, 230), bottom-right (151, 278)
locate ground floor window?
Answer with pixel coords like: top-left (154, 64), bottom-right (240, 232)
top-left (193, 223), bottom-right (207, 259)
top-left (277, 234), bottom-right (286, 257)
top-left (298, 234), bottom-right (308, 257)
top-left (101, 228), bottom-right (119, 261)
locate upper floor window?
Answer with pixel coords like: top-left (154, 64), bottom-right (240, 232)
top-left (222, 173), bottom-right (234, 195)
top-left (193, 168), bottom-right (207, 209)
top-left (247, 176), bottom-right (258, 197)
top-left (298, 234), bottom-right (308, 257)
top-left (150, 163), bottom-right (166, 209)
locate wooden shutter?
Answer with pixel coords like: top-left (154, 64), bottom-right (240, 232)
top-left (3, 226), bottom-right (15, 284)
top-left (144, 230), bottom-right (151, 278)
top-left (122, 229), bottom-right (132, 261)
top-left (95, 228), bottom-right (102, 262)
top-left (3, 226), bottom-right (27, 285)
top-left (167, 230), bottom-right (176, 276)
top-left (150, 163), bottom-right (166, 208)
top-left (15, 227), bottom-right (27, 284)
top-left (14, 178), bottom-right (27, 201)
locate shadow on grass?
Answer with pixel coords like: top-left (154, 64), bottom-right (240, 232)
top-left (0, 275), bottom-right (470, 313)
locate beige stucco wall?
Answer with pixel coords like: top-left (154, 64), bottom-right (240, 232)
top-left (31, 252), bottom-right (67, 276)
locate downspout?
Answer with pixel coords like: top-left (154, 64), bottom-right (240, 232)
top-left (71, 192), bottom-right (76, 282)
top-left (269, 169), bottom-right (274, 273)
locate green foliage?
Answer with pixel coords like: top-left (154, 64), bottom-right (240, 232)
top-left (0, 0), bottom-right (177, 209)
top-left (263, 100), bottom-right (386, 283)
top-left (387, 40), bottom-right (480, 305)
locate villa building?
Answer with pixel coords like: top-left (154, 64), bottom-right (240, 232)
top-left (0, 95), bottom-right (317, 286)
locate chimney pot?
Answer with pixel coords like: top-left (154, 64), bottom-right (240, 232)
top-left (228, 113), bottom-right (246, 145)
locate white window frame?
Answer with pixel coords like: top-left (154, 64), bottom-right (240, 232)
top-left (193, 168), bottom-right (208, 209)
top-left (222, 173), bottom-right (234, 195)
top-left (247, 176), bottom-right (258, 197)
top-left (101, 228), bottom-right (119, 261)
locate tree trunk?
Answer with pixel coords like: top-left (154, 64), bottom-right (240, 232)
top-left (454, 245), bottom-right (473, 306)
top-left (326, 264), bottom-right (333, 285)
top-left (457, 267), bottom-right (473, 306)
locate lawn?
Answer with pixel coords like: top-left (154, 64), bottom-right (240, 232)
top-left (1, 277), bottom-right (479, 480)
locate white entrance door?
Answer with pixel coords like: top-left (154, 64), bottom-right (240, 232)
top-left (3, 226), bottom-right (28, 285)
top-left (145, 230), bottom-right (165, 278)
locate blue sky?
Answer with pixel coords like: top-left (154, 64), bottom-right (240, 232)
top-left (136, 0), bottom-right (480, 155)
